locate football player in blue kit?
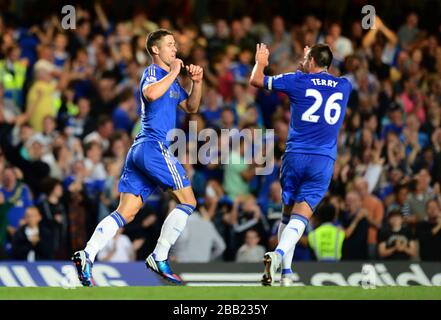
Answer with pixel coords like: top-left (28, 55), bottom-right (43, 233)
top-left (72, 29), bottom-right (203, 286)
top-left (250, 43), bottom-right (352, 286)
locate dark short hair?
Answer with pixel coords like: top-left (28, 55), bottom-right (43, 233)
top-left (308, 43), bottom-right (333, 69)
top-left (41, 177), bottom-right (62, 195)
top-left (387, 208), bottom-right (402, 219)
top-left (426, 198), bottom-right (441, 210)
top-left (145, 29), bottom-right (173, 55)
top-left (317, 203), bottom-right (336, 223)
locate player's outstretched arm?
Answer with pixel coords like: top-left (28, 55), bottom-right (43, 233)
top-left (249, 43), bottom-right (269, 89)
top-left (180, 64), bottom-right (203, 113)
top-left (143, 59), bottom-right (183, 102)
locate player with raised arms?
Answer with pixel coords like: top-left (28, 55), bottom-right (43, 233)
top-left (72, 29), bottom-right (203, 286)
top-left (250, 43), bottom-right (352, 286)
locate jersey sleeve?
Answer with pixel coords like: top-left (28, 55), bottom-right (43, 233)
top-left (263, 72), bottom-right (301, 94)
top-left (141, 67), bottom-right (159, 91)
top-left (178, 83), bottom-right (189, 104)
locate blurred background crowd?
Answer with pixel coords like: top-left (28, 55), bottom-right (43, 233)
top-left (0, 0), bottom-right (441, 264)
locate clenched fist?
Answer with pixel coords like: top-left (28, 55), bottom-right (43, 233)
top-left (185, 64), bottom-right (203, 82)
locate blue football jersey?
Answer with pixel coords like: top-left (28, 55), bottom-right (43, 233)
top-left (264, 71), bottom-right (352, 160)
top-left (135, 64), bottom-right (188, 144)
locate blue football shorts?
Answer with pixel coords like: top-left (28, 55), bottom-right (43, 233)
top-left (118, 140), bottom-right (190, 202)
top-left (280, 152), bottom-right (335, 212)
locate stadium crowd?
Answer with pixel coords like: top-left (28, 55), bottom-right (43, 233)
top-left (0, 2), bottom-right (441, 263)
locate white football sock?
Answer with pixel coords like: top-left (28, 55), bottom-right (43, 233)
top-left (278, 214), bottom-right (295, 274)
top-left (276, 214), bottom-right (308, 261)
top-left (153, 204), bottom-right (194, 261)
top-left (84, 211), bottom-right (126, 263)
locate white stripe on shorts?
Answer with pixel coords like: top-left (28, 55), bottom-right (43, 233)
top-left (158, 142), bottom-right (183, 189)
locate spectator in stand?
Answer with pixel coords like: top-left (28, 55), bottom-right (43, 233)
top-left (378, 209), bottom-right (417, 260)
top-left (353, 176), bottom-right (384, 259)
top-left (397, 12), bottom-right (420, 50)
top-left (112, 88), bottom-right (137, 134)
top-left (407, 168), bottom-right (434, 225)
top-left (0, 123), bottom-right (50, 196)
top-left (308, 203), bottom-right (345, 261)
top-left (387, 182), bottom-right (412, 219)
top-left (340, 191), bottom-right (369, 260)
top-left (173, 204), bottom-right (226, 263)
top-left (36, 177), bottom-right (68, 259)
top-left (11, 206), bottom-right (53, 261)
top-left (236, 229), bottom-right (266, 263)
top-left (68, 96), bottom-right (96, 139)
top-left (263, 16), bottom-right (291, 68)
top-left (415, 199), bottom-right (441, 261)
top-left (83, 115), bottom-right (114, 151)
top-left (0, 166), bottom-right (33, 243)
top-left (223, 139), bottom-right (254, 199)
top-left (327, 22), bottom-right (353, 65)
top-left (0, 44), bottom-right (27, 109)
top-left (20, 60), bottom-right (65, 132)
top-left (199, 85), bottom-right (223, 127)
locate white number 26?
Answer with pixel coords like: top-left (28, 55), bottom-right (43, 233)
top-left (301, 89), bottom-right (342, 125)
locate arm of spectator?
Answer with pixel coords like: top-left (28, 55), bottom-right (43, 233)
top-left (204, 196), bottom-right (219, 221)
top-left (202, 66), bottom-right (219, 87)
top-left (364, 162), bottom-right (383, 193)
top-left (249, 43), bottom-right (269, 88)
top-left (378, 241), bottom-right (397, 258)
top-left (210, 224), bottom-right (226, 261)
top-left (376, 16), bottom-right (398, 46)
top-left (431, 128), bottom-right (441, 153)
top-left (94, 1), bottom-right (111, 32)
top-left (29, 25), bottom-right (51, 45)
top-left (362, 27), bottom-right (379, 49)
top-left (233, 218), bottom-right (259, 233)
top-left (344, 209), bottom-right (367, 239)
top-left (362, 16), bottom-right (397, 49)
top-left (401, 240), bottom-right (417, 258)
top-left (432, 217), bottom-right (441, 236)
top-left (387, 142), bottom-right (399, 168)
top-left (406, 135), bottom-right (421, 167)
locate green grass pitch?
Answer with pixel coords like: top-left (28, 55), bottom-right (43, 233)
top-left (1, 286), bottom-right (440, 300)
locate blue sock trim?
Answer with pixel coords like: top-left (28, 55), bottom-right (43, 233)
top-left (276, 249), bottom-right (285, 257)
top-left (110, 211), bottom-right (126, 228)
top-left (291, 213), bottom-right (309, 227)
top-left (176, 204), bottom-right (194, 216)
top-left (282, 268), bottom-right (293, 275)
top-left (181, 203), bottom-right (195, 211)
top-left (110, 213), bottom-right (122, 228)
top-left (281, 214), bottom-right (290, 224)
